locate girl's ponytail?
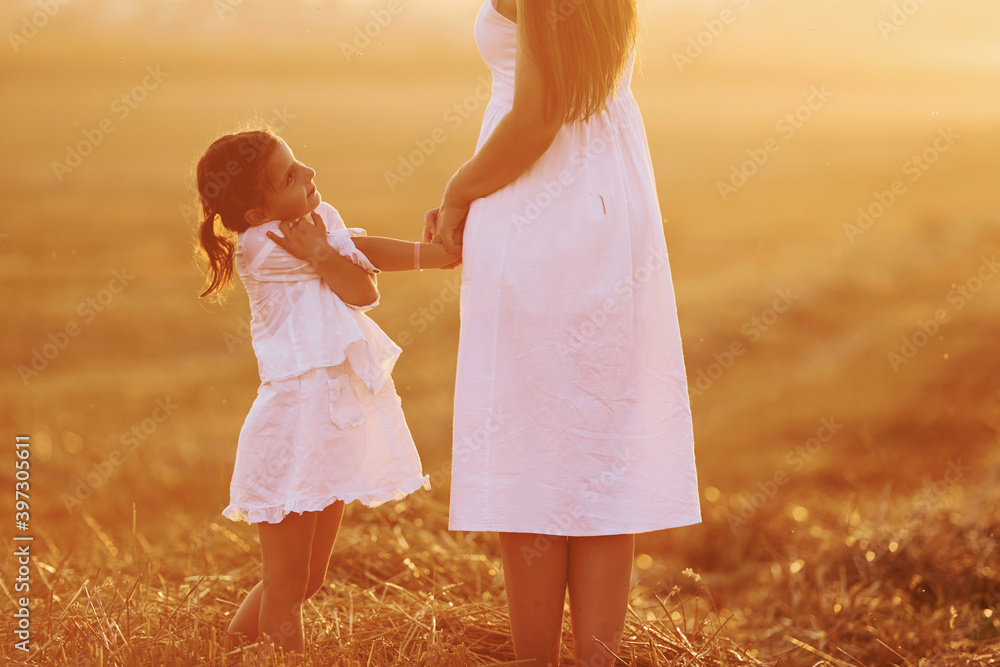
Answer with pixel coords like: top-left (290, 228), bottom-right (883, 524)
top-left (198, 207), bottom-right (236, 298)
top-left (192, 129), bottom-right (279, 299)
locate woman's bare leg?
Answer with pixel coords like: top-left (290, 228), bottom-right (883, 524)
top-left (567, 534), bottom-right (634, 666)
top-left (498, 532), bottom-right (569, 666)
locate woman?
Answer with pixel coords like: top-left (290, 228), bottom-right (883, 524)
top-left (425, 0), bottom-right (701, 663)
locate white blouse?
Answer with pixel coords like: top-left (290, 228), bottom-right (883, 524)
top-left (235, 201), bottom-right (400, 392)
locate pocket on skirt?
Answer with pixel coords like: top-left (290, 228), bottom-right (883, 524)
top-left (327, 373), bottom-right (365, 429)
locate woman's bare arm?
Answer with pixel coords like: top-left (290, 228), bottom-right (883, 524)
top-left (432, 0), bottom-right (565, 251)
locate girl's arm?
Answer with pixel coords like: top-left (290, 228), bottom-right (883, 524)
top-left (352, 236), bottom-right (460, 272)
top-left (432, 0), bottom-right (564, 251)
top-left (267, 213), bottom-right (378, 308)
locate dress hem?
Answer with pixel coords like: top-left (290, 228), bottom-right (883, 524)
top-left (224, 475), bottom-right (431, 525)
top-left (446, 513), bottom-right (702, 537)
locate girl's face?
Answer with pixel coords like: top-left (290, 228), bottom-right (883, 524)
top-left (251, 139), bottom-right (321, 225)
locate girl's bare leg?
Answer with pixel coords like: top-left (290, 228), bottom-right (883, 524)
top-left (226, 502), bottom-right (345, 643)
top-left (567, 534), bottom-right (634, 666)
top-left (227, 581), bottom-right (265, 640)
top-left (255, 511), bottom-right (317, 651)
top-left (304, 501), bottom-right (345, 598)
top-left (498, 532), bottom-right (569, 666)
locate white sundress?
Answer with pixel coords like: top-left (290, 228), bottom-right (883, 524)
top-left (448, 0), bottom-right (701, 536)
top-left (224, 201), bottom-right (429, 524)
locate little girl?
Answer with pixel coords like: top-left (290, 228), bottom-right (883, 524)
top-left (194, 128), bottom-right (459, 652)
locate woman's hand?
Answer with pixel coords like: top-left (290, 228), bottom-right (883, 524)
top-left (423, 208), bottom-right (463, 269)
top-left (267, 211), bottom-right (332, 265)
top-left (433, 200), bottom-right (469, 255)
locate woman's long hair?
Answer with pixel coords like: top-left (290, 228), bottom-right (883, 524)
top-left (522, 0), bottom-right (638, 124)
top-left (193, 129), bottom-right (279, 299)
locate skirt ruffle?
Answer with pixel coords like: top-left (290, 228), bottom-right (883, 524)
top-left (223, 474), bottom-right (431, 524)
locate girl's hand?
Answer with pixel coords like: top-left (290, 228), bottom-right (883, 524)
top-left (422, 242), bottom-right (464, 270)
top-left (438, 242), bottom-right (463, 270)
top-left (267, 211), bottom-right (332, 265)
top-left (422, 208), bottom-right (439, 244)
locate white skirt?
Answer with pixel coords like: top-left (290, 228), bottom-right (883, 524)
top-left (224, 363), bottom-right (429, 524)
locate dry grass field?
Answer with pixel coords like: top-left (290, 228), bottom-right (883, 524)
top-left (1, 0), bottom-right (999, 664)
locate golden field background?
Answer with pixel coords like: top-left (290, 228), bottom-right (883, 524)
top-left (1, 0), bottom-right (999, 664)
